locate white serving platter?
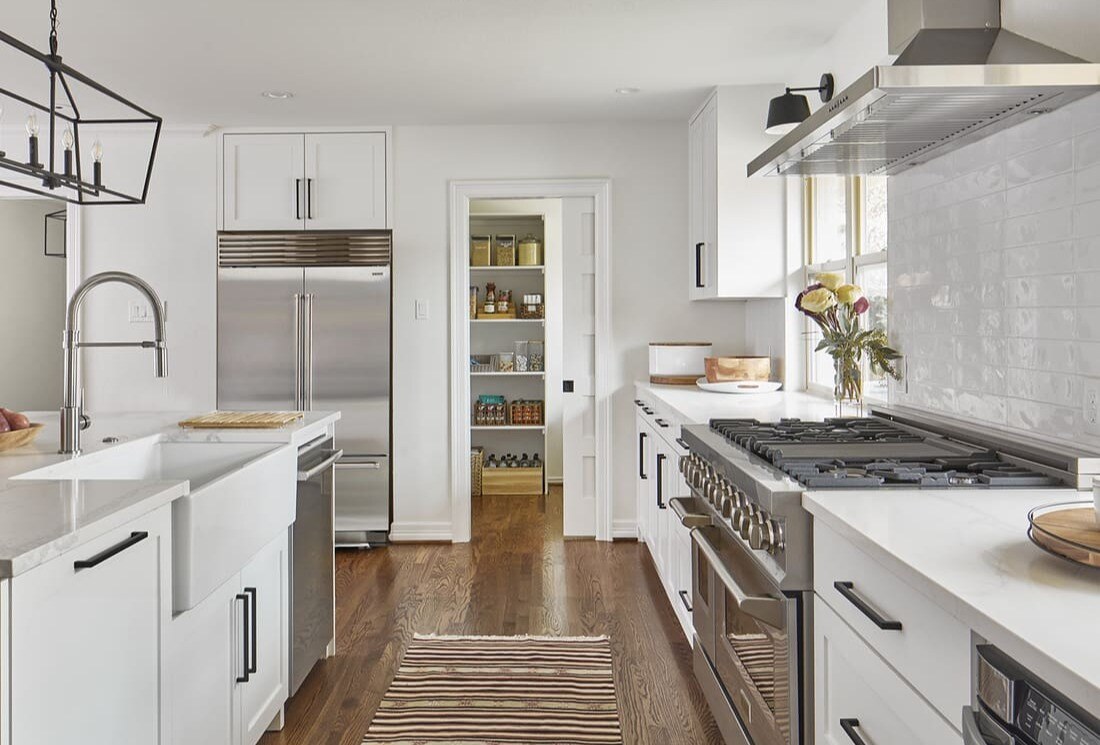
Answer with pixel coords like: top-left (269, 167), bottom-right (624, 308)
top-left (695, 378), bottom-right (783, 395)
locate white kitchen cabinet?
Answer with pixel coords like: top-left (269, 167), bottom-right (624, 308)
top-left (8, 505), bottom-right (172, 745)
top-left (224, 134), bottom-right (306, 231)
top-left (223, 131), bottom-right (389, 231)
top-left (815, 596), bottom-right (961, 745)
top-left (168, 532), bottom-right (289, 745)
top-left (634, 404), bottom-right (653, 543)
top-left (304, 132), bottom-right (387, 230)
top-left (687, 86), bottom-right (786, 300)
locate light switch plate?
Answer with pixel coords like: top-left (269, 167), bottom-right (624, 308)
top-left (1085, 379), bottom-right (1100, 435)
top-left (128, 300), bottom-right (151, 323)
top-left (415, 299), bottom-right (429, 320)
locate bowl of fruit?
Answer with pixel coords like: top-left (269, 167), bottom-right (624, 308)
top-left (0, 409), bottom-right (44, 452)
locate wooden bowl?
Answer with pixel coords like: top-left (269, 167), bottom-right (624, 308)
top-left (705, 356), bottom-right (771, 383)
top-left (0, 423), bottom-right (45, 452)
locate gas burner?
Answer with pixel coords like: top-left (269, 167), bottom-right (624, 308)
top-left (709, 417), bottom-right (1062, 489)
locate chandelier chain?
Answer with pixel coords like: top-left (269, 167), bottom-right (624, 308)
top-left (49, 0), bottom-right (59, 56)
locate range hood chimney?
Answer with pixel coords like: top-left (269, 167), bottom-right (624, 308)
top-left (747, 0), bottom-right (1100, 177)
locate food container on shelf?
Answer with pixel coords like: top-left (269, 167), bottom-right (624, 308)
top-left (496, 352), bottom-right (515, 373)
top-left (529, 341), bottom-right (544, 372)
top-left (471, 236), bottom-right (491, 266)
top-left (513, 341), bottom-right (529, 372)
top-left (469, 286), bottom-right (479, 319)
top-left (648, 342), bottom-right (713, 386)
top-left (493, 235), bottom-right (516, 266)
top-left (518, 234), bottom-right (542, 266)
top-left (704, 356), bottom-right (771, 383)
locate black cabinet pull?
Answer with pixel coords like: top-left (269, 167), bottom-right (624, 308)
top-left (834, 581), bottom-right (903, 631)
top-left (634, 399), bottom-right (645, 407)
top-left (306, 178), bottom-right (314, 219)
top-left (656, 453), bottom-right (667, 509)
top-left (695, 242), bottom-right (705, 288)
top-left (236, 593), bottom-right (251, 683)
top-left (642, 407), bottom-right (654, 415)
top-left (638, 432), bottom-right (648, 480)
top-left (74, 531), bottom-right (148, 570)
top-left (245, 586), bottom-right (258, 674)
top-left (655, 418), bottom-right (670, 428)
top-left (678, 589), bottom-right (693, 612)
top-left (295, 178), bottom-right (302, 220)
top-left (840, 719), bottom-right (868, 745)
top-left (675, 437), bottom-right (691, 450)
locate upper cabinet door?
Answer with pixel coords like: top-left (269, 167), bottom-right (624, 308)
top-left (303, 132), bottom-right (388, 230)
top-left (224, 134), bottom-right (306, 231)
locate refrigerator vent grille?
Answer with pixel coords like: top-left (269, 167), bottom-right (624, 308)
top-left (217, 231), bottom-right (392, 267)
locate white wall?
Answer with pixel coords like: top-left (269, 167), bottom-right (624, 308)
top-left (0, 199), bottom-right (67, 410)
top-left (78, 122), bottom-right (748, 539)
top-left (889, 92), bottom-right (1100, 449)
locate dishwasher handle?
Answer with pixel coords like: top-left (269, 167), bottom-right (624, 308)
top-left (297, 449), bottom-right (344, 481)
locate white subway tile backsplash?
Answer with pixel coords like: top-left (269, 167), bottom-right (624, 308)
top-left (891, 92), bottom-right (1100, 447)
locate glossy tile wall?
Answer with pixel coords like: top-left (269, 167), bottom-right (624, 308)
top-left (889, 92), bottom-right (1100, 447)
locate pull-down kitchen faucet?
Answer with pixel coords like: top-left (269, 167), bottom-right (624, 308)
top-left (60, 271), bottom-right (168, 455)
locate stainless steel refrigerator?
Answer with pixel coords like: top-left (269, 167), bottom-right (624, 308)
top-left (216, 231), bottom-right (392, 546)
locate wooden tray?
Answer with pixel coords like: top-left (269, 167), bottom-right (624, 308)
top-left (0, 423), bottom-right (45, 452)
top-left (1028, 502), bottom-right (1100, 569)
top-left (650, 374), bottom-right (700, 387)
top-left (178, 411), bottom-right (304, 429)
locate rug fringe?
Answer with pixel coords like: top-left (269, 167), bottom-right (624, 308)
top-left (413, 633), bottom-right (610, 642)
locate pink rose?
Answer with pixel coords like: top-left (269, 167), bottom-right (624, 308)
top-left (853, 296), bottom-right (870, 314)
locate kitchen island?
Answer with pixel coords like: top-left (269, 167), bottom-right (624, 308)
top-left (0, 410), bottom-right (339, 745)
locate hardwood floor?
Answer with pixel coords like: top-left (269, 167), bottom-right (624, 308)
top-left (260, 488), bottom-right (722, 744)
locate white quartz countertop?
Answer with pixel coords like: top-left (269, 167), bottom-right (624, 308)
top-left (805, 488), bottom-right (1100, 710)
top-left (635, 381), bottom-right (839, 425)
top-left (0, 410), bottom-right (340, 578)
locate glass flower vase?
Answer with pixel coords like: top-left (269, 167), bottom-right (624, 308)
top-left (833, 353), bottom-right (864, 418)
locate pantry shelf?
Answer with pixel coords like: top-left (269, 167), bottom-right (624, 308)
top-left (470, 372), bottom-right (545, 378)
top-left (470, 319), bottom-right (544, 325)
top-left (471, 425), bottom-right (546, 432)
top-left (470, 266), bottom-right (544, 273)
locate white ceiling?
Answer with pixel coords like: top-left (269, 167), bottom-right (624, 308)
top-left (2, 0), bottom-right (867, 126)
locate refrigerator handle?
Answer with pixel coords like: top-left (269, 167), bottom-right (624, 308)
top-left (304, 293), bottom-right (315, 411)
top-left (293, 293), bottom-right (303, 410)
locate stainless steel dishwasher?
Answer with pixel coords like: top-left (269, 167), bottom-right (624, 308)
top-left (290, 436), bottom-right (341, 696)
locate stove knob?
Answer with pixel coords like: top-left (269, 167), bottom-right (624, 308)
top-left (678, 455), bottom-right (689, 476)
top-left (747, 521), bottom-right (766, 551)
top-left (767, 520), bottom-right (785, 554)
top-left (735, 505), bottom-right (756, 539)
top-left (733, 489), bottom-right (750, 510)
top-left (719, 493), bottom-right (734, 518)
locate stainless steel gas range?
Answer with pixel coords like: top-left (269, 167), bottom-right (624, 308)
top-left (674, 407), bottom-right (1095, 745)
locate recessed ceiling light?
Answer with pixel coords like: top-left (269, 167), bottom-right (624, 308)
top-left (615, 87), bottom-right (641, 95)
top-left (261, 90), bottom-right (294, 100)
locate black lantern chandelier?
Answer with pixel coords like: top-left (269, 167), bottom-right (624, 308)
top-left (0, 0), bottom-right (161, 204)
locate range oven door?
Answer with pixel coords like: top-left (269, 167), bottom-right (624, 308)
top-left (693, 526), bottom-right (799, 745)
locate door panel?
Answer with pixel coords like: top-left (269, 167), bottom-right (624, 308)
top-left (240, 536), bottom-right (288, 745)
top-left (335, 455), bottom-right (390, 533)
top-left (224, 134), bottom-right (304, 231)
top-left (304, 267), bottom-right (390, 453)
top-left (218, 267), bottom-right (304, 412)
top-left (304, 133), bottom-right (387, 230)
top-left (561, 196), bottom-right (598, 537)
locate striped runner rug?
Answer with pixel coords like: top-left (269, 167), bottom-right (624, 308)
top-left (362, 634), bottom-right (624, 745)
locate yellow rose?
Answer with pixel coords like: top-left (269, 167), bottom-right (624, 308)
top-left (814, 271), bottom-right (844, 290)
top-left (800, 287), bottom-right (837, 314)
top-left (836, 284), bottom-right (864, 305)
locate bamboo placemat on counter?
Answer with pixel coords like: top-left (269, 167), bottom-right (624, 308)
top-left (178, 411), bottom-right (304, 429)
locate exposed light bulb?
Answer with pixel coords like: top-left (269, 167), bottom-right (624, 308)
top-left (92, 139), bottom-right (103, 162)
top-left (62, 127), bottom-right (74, 149)
top-left (25, 113), bottom-right (39, 137)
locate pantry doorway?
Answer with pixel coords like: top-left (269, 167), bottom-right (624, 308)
top-left (449, 180), bottom-right (611, 543)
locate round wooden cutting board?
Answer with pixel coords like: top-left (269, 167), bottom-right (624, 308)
top-left (1030, 506), bottom-right (1100, 568)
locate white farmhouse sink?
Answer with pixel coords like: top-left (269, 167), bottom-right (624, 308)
top-left (19, 438), bottom-right (296, 610)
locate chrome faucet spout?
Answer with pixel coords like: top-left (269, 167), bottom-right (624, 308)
top-left (60, 271), bottom-right (169, 454)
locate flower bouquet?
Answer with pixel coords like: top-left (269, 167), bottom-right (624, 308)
top-left (795, 272), bottom-right (902, 414)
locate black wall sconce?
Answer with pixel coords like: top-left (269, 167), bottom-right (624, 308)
top-left (765, 73), bottom-right (835, 136)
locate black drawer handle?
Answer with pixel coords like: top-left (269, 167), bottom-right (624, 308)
top-left (74, 531), bottom-right (148, 570)
top-left (695, 242), bottom-right (705, 288)
top-left (639, 432), bottom-right (648, 480)
top-left (656, 453), bottom-right (667, 509)
top-left (675, 437), bottom-right (690, 450)
top-left (678, 589), bottom-right (693, 612)
top-left (634, 399), bottom-right (645, 407)
top-left (642, 407), bottom-right (654, 415)
top-left (840, 718), bottom-right (868, 745)
top-left (655, 418), bottom-right (670, 428)
top-left (236, 593), bottom-right (251, 683)
top-left (834, 581), bottom-right (903, 631)
top-left (245, 586), bottom-right (258, 674)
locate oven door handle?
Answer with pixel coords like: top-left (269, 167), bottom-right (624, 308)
top-left (692, 528), bottom-right (785, 628)
top-left (297, 449), bottom-right (344, 482)
top-left (669, 497), bottom-right (710, 528)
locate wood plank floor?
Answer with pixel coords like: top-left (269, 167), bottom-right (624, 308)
top-left (260, 488), bottom-right (722, 744)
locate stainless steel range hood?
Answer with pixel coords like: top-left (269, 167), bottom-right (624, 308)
top-left (748, 0), bottom-right (1100, 177)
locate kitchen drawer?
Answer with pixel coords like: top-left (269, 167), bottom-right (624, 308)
top-left (814, 521), bottom-right (969, 723)
top-left (815, 596), bottom-right (962, 745)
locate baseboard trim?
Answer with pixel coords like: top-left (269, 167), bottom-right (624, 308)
top-left (612, 519), bottom-right (638, 540)
top-left (389, 521), bottom-right (454, 543)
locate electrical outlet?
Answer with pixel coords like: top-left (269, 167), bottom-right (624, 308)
top-left (415, 299), bottom-right (429, 320)
top-left (1084, 380), bottom-right (1100, 435)
top-left (128, 300), bottom-right (151, 323)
